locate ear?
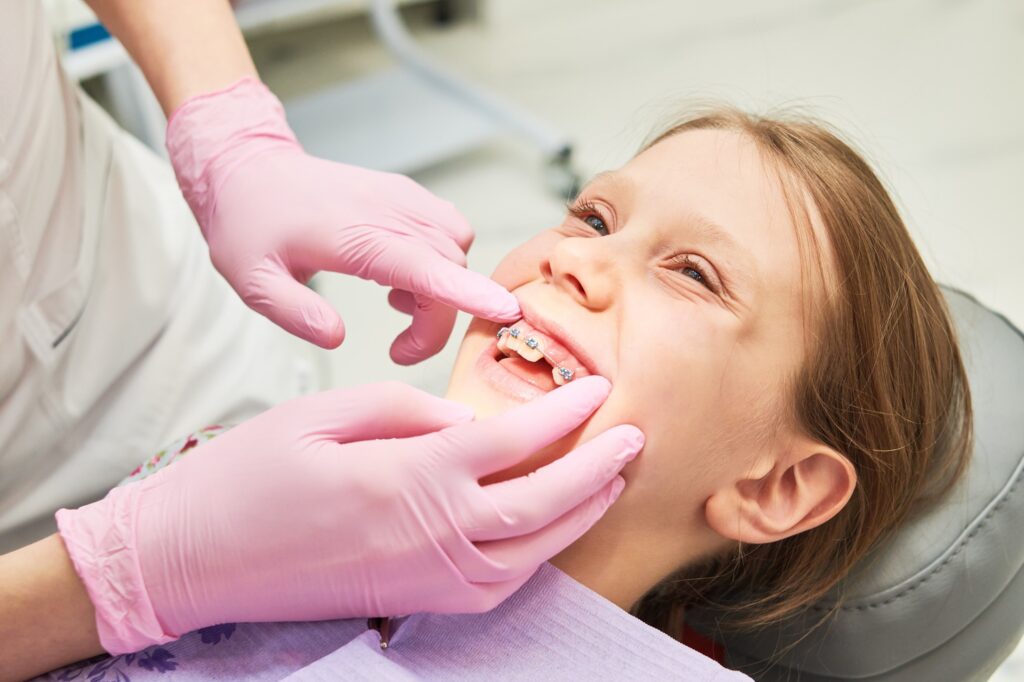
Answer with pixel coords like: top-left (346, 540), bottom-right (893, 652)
top-left (705, 435), bottom-right (857, 545)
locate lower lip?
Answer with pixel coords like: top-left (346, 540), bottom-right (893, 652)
top-left (474, 338), bottom-right (549, 402)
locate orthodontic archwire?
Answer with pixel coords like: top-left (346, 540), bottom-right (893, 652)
top-left (496, 327), bottom-right (575, 383)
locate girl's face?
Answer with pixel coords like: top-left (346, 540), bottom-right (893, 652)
top-left (446, 129), bottom-right (826, 547)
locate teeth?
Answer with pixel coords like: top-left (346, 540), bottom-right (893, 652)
top-left (496, 326), bottom-right (531, 360)
top-left (506, 327), bottom-right (522, 351)
top-left (497, 324), bottom-right (576, 384)
top-left (552, 366), bottom-right (574, 385)
top-left (518, 337), bottom-right (543, 362)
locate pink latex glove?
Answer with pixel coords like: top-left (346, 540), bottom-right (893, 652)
top-left (56, 377), bottom-right (642, 655)
top-left (166, 77), bottom-right (520, 361)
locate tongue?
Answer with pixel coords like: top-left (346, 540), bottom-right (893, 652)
top-left (498, 356), bottom-right (557, 391)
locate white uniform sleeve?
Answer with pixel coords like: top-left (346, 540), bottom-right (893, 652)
top-left (0, 2), bottom-right (311, 554)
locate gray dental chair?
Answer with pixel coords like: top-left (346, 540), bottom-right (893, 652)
top-left (704, 288), bottom-right (1024, 681)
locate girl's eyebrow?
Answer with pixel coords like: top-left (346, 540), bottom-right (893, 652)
top-left (581, 170), bottom-right (627, 194)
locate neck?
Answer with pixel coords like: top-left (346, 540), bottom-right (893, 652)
top-left (548, 506), bottom-right (715, 612)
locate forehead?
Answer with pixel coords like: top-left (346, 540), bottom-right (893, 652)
top-left (622, 129), bottom-right (795, 254)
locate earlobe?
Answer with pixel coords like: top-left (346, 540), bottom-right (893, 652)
top-left (705, 441), bottom-right (856, 545)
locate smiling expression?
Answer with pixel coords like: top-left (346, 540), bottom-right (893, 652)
top-left (446, 129), bottom-right (829, 518)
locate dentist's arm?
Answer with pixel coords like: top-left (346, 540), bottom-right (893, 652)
top-left (84, 0), bottom-right (255, 114)
top-left (84, 0), bottom-right (254, 114)
top-left (84, 0), bottom-right (520, 357)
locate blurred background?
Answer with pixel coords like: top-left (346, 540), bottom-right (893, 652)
top-left (45, 1), bottom-right (1023, 675)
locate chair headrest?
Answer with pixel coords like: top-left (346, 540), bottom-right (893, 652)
top-left (698, 288), bottom-right (1024, 681)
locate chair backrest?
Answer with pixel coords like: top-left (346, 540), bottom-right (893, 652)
top-left (696, 288), bottom-right (1024, 681)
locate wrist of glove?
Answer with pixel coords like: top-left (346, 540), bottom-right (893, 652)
top-left (166, 76), bottom-right (298, 232)
top-left (56, 484), bottom-right (173, 652)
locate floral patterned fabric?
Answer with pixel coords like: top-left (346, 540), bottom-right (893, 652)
top-left (118, 426), bottom-right (226, 486)
top-left (42, 619), bottom-right (367, 682)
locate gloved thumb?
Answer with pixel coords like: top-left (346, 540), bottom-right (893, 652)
top-left (245, 269), bottom-right (346, 349)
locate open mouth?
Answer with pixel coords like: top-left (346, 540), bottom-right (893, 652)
top-left (495, 323), bottom-right (586, 388)
top-left (474, 307), bottom-right (595, 400)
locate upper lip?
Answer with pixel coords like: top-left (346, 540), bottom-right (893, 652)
top-left (515, 298), bottom-right (604, 378)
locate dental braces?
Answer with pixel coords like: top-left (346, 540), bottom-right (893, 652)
top-left (496, 327), bottom-right (575, 383)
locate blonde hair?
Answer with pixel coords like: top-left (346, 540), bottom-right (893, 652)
top-left (631, 108), bottom-right (973, 637)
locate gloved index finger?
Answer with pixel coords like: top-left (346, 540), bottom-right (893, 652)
top-left (373, 241), bottom-right (521, 323)
top-left (442, 375), bottom-right (612, 478)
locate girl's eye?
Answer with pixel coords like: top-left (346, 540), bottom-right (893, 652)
top-left (682, 266), bottom-right (706, 285)
top-left (583, 214), bottom-right (609, 236)
top-left (566, 199), bottom-right (610, 236)
top-left (673, 254), bottom-right (719, 293)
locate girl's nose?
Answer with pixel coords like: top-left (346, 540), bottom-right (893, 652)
top-left (539, 236), bottom-right (618, 310)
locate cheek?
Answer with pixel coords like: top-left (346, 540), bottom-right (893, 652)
top-left (584, 307), bottom-right (745, 494)
top-left (445, 320), bottom-right (508, 418)
top-left (615, 304), bottom-right (730, 422)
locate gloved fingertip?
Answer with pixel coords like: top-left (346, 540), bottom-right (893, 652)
top-left (267, 277), bottom-right (347, 349)
top-left (390, 309), bottom-right (450, 364)
top-left (389, 334), bottom-right (428, 366)
top-left (479, 291), bottom-right (521, 322)
top-left (561, 374), bottom-right (612, 400)
top-left (494, 299), bottom-right (523, 322)
top-left (310, 315), bottom-right (346, 350)
top-left (608, 423), bottom-right (645, 455)
top-left (388, 344), bottom-right (410, 365)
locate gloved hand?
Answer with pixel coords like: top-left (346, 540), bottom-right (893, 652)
top-left (165, 76), bottom-right (520, 361)
top-left (56, 377), bottom-right (642, 655)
